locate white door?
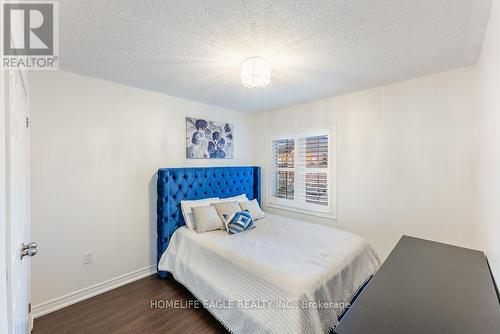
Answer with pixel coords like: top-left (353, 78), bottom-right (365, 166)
top-left (6, 67), bottom-right (34, 334)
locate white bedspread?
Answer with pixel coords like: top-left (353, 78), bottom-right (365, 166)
top-left (158, 213), bottom-right (380, 334)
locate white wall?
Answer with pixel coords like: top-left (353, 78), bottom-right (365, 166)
top-left (252, 66), bottom-right (480, 260)
top-left (28, 71), bottom-right (254, 308)
top-left (478, 0), bottom-right (500, 283)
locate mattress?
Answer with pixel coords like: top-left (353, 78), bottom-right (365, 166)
top-left (158, 212), bottom-right (380, 334)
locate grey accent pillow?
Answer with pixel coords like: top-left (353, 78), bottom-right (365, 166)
top-left (239, 199), bottom-right (265, 220)
top-left (191, 205), bottom-right (223, 233)
top-left (212, 201), bottom-right (241, 230)
top-left (180, 197), bottom-right (220, 230)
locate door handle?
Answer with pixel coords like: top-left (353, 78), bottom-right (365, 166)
top-left (21, 242), bottom-right (37, 259)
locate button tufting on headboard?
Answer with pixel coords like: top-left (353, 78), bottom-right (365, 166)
top-left (156, 166), bottom-right (261, 279)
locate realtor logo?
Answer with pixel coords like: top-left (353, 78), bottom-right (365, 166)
top-left (2, 1), bottom-right (59, 69)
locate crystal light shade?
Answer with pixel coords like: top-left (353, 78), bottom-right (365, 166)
top-left (241, 56), bottom-right (271, 89)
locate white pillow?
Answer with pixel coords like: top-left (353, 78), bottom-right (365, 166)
top-left (220, 194), bottom-right (249, 203)
top-left (239, 199), bottom-right (265, 220)
top-left (191, 205), bottom-right (223, 233)
top-left (181, 197), bottom-right (220, 230)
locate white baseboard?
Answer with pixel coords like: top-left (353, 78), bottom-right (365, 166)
top-left (32, 265), bottom-right (157, 318)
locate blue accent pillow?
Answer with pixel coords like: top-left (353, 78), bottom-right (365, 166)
top-left (223, 210), bottom-right (255, 234)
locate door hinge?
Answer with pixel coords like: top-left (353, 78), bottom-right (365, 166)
top-left (28, 302), bottom-right (31, 313)
top-left (26, 117), bottom-right (29, 128)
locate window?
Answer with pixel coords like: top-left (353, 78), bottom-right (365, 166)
top-left (272, 138), bottom-right (295, 199)
top-left (269, 131), bottom-right (332, 215)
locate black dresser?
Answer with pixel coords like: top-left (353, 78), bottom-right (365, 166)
top-left (335, 235), bottom-right (500, 334)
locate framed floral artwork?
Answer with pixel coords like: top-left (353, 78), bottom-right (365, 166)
top-left (186, 117), bottom-right (234, 159)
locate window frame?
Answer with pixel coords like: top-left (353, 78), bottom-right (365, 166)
top-left (267, 129), bottom-right (337, 219)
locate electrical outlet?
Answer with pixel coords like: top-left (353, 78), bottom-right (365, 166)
top-left (83, 251), bottom-right (94, 265)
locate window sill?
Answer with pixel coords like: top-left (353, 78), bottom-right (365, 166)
top-left (266, 203), bottom-right (337, 221)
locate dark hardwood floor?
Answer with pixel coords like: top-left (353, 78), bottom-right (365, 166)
top-left (33, 275), bottom-right (227, 334)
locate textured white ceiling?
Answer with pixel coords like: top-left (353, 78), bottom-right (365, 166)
top-left (60, 0), bottom-right (492, 112)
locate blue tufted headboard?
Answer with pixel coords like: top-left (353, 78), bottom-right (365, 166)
top-left (156, 166), bottom-right (261, 278)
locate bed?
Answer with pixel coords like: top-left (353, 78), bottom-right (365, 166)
top-left (156, 167), bottom-right (380, 334)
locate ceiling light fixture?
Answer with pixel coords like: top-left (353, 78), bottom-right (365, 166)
top-left (241, 56), bottom-right (271, 89)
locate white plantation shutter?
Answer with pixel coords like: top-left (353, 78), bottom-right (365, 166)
top-left (270, 138), bottom-right (295, 199)
top-left (296, 134), bottom-right (329, 208)
top-left (269, 131), bottom-right (330, 213)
